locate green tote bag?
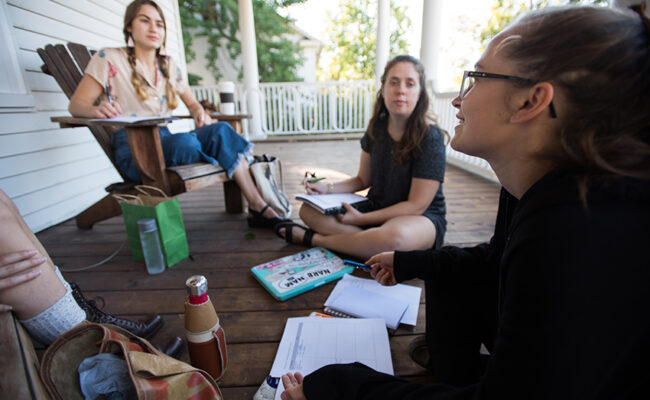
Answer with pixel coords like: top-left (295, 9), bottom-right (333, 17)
top-left (115, 186), bottom-right (189, 267)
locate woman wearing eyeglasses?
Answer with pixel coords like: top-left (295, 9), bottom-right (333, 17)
top-left (280, 5), bottom-right (650, 399)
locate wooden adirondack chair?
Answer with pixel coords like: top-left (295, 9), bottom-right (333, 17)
top-left (38, 43), bottom-right (243, 229)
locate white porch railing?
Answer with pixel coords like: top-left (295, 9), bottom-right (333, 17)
top-left (191, 81), bottom-right (497, 182)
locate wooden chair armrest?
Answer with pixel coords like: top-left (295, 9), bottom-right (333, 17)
top-left (50, 116), bottom-right (171, 194)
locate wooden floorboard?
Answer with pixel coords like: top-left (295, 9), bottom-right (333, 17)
top-left (36, 139), bottom-right (499, 398)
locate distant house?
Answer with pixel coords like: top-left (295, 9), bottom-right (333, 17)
top-left (186, 22), bottom-right (323, 85)
top-left (0, 0), bottom-right (188, 232)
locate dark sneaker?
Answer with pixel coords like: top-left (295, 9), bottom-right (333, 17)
top-left (69, 282), bottom-right (164, 340)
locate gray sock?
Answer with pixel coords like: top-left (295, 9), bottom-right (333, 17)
top-left (20, 266), bottom-right (86, 346)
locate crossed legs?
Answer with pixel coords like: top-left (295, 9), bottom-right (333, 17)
top-left (296, 204), bottom-right (437, 260)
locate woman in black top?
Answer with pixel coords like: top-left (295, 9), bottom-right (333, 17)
top-left (280, 5), bottom-right (650, 399)
top-left (276, 55), bottom-right (447, 260)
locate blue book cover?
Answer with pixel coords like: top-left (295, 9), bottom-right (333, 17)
top-left (251, 247), bottom-right (353, 301)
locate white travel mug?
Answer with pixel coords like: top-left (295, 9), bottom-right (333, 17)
top-left (218, 81), bottom-right (235, 115)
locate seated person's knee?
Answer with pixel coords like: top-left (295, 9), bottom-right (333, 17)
top-left (377, 225), bottom-right (411, 251)
top-left (299, 203), bottom-right (320, 223)
top-left (162, 133), bottom-right (203, 165)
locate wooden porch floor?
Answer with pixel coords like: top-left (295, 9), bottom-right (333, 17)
top-left (35, 138), bottom-right (500, 398)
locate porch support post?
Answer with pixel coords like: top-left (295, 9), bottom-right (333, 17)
top-left (420, 0), bottom-right (443, 93)
top-left (238, 0), bottom-right (265, 139)
top-left (375, 0), bottom-right (389, 85)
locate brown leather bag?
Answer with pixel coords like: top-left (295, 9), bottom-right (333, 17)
top-left (40, 322), bottom-right (222, 400)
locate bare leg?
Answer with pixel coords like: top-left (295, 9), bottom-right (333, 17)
top-left (0, 190), bottom-right (66, 319)
top-left (283, 215), bottom-right (437, 260)
top-left (231, 159), bottom-right (279, 219)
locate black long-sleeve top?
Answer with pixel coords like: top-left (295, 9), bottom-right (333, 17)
top-left (303, 170), bottom-right (650, 399)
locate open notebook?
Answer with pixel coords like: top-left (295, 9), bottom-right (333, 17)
top-left (89, 116), bottom-right (178, 124)
top-left (295, 193), bottom-right (371, 215)
top-left (323, 274), bottom-right (422, 329)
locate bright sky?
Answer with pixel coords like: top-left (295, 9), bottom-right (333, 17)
top-left (281, 0), bottom-right (493, 91)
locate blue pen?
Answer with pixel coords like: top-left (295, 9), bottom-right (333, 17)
top-left (343, 259), bottom-right (372, 271)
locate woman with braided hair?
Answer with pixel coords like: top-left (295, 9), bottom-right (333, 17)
top-left (69, 0), bottom-right (284, 228)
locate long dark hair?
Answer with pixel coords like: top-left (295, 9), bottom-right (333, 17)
top-left (367, 55), bottom-right (442, 164)
top-left (123, 0), bottom-right (178, 109)
top-left (502, 6), bottom-right (650, 181)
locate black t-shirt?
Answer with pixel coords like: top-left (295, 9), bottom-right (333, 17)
top-left (360, 120), bottom-right (446, 217)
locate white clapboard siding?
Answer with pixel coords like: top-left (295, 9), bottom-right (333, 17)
top-left (2, 157), bottom-right (113, 198)
top-left (25, 70), bottom-right (61, 92)
top-left (0, 0), bottom-right (187, 233)
top-left (0, 111), bottom-right (63, 135)
top-left (0, 128), bottom-right (94, 157)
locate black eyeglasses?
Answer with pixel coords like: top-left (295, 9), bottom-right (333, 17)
top-left (459, 70), bottom-right (557, 118)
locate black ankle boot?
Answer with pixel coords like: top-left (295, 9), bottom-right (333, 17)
top-left (69, 282), bottom-right (164, 340)
top-left (158, 336), bottom-right (186, 359)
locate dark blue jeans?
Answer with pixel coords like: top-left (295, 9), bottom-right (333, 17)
top-left (112, 122), bottom-right (253, 183)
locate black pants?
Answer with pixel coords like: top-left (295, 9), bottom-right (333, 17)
top-left (424, 269), bottom-right (498, 386)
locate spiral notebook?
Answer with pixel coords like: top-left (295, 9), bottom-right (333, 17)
top-left (323, 274), bottom-right (422, 329)
top-left (295, 193), bottom-right (371, 215)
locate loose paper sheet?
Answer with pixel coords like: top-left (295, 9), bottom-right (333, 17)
top-left (324, 274), bottom-right (421, 326)
top-left (270, 317), bottom-right (393, 378)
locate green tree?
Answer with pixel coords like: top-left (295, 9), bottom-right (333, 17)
top-left (320, 0), bottom-right (411, 81)
top-left (449, 0), bottom-right (610, 88)
top-left (478, 0), bottom-right (610, 49)
top-left (179, 0), bottom-right (307, 83)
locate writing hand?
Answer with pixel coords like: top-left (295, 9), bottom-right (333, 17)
top-left (0, 250), bottom-right (46, 312)
top-left (280, 372), bottom-right (306, 400)
top-left (94, 99), bottom-right (122, 119)
top-left (367, 251), bottom-right (397, 286)
top-left (303, 178), bottom-right (327, 195)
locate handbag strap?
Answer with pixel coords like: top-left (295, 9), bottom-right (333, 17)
top-left (113, 194), bottom-right (143, 205)
top-left (214, 326), bottom-right (228, 381)
top-left (134, 185), bottom-right (168, 198)
top-left (275, 158), bottom-right (286, 193)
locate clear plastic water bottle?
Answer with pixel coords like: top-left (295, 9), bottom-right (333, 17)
top-left (137, 218), bottom-right (165, 275)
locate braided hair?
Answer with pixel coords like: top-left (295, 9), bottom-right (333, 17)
top-left (123, 0), bottom-right (178, 109)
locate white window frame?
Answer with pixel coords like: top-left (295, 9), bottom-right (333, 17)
top-left (0, 0), bottom-right (35, 111)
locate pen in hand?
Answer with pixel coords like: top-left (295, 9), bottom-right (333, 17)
top-left (343, 259), bottom-right (372, 271)
top-left (310, 177), bottom-right (326, 183)
top-left (105, 84), bottom-right (113, 106)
